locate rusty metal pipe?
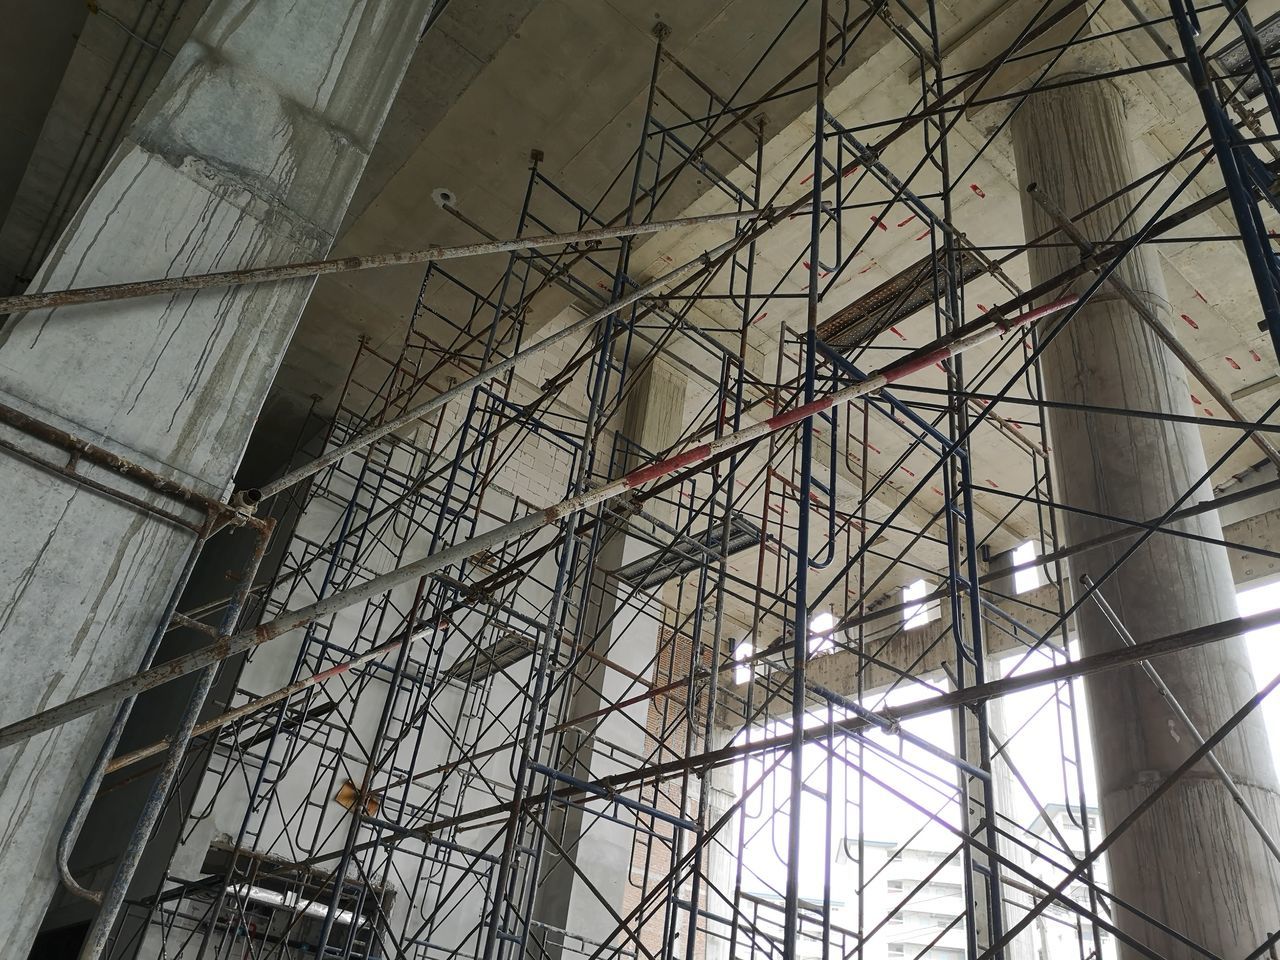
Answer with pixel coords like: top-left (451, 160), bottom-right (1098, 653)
top-left (0, 208), bottom-right (770, 317)
top-left (0, 400), bottom-right (240, 520)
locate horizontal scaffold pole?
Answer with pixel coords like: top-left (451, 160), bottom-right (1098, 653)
top-left (0, 207), bottom-right (771, 317)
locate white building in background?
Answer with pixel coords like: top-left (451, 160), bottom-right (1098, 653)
top-left (734, 807), bottom-right (1113, 960)
top-left (1022, 805), bottom-right (1115, 960)
top-left (829, 838), bottom-right (966, 960)
top-left (839, 807), bottom-right (1113, 960)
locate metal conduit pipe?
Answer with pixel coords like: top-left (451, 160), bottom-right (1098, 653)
top-left (234, 604), bottom-right (1280, 867)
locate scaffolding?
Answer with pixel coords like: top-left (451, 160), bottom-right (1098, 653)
top-left (7, 2), bottom-right (1280, 959)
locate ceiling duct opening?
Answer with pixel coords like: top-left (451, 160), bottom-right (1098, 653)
top-left (817, 247), bottom-right (987, 349)
top-left (614, 513), bottom-right (762, 590)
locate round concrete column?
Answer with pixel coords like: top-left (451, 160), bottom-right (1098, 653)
top-left (1011, 77), bottom-right (1280, 957)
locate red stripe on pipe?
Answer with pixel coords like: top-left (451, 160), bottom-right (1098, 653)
top-left (766, 397), bottom-right (836, 432)
top-left (625, 443), bottom-right (712, 487)
top-left (885, 348), bottom-right (952, 383)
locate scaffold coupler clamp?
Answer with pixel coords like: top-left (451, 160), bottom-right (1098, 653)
top-left (229, 487), bottom-right (262, 519)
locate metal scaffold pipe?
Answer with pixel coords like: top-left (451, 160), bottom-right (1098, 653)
top-left (101, 623), bottom-right (440, 775)
top-left (0, 294), bottom-right (1079, 750)
top-left (0, 207), bottom-right (771, 317)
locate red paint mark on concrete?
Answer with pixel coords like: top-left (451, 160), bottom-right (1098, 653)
top-left (914, 229), bottom-right (931, 241)
top-left (1190, 393), bottom-right (1201, 405)
top-left (1226, 356), bottom-right (1241, 370)
top-left (1251, 349), bottom-right (1263, 362)
top-left (1204, 408), bottom-right (1216, 417)
top-left (1194, 289), bottom-right (1208, 304)
top-left (897, 214), bottom-right (917, 228)
top-left (970, 183), bottom-right (986, 198)
top-left (889, 325), bottom-right (907, 341)
top-left (870, 216), bottom-right (888, 232)
top-left (1181, 313), bottom-right (1199, 329)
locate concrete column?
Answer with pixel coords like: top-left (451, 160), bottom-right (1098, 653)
top-left (533, 360), bottom-right (688, 958)
top-left (0, 1), bottom-right (435, 951)
top-left (1011, 77), bottom-right (1280, 957)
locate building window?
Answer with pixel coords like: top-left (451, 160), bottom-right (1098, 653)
top-left (902, 579), bottom-right (937, 628)
top-left (809, 611), bottom-right (836, 656)
top-left (1012, 540), bottom-right (1041, 594)
top-left (733, 639), bottom-right (753, 685)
